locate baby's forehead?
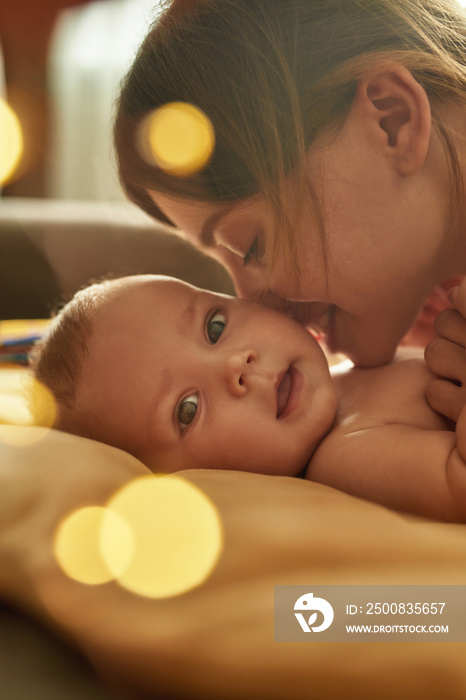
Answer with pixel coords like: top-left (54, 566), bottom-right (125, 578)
top-left (91, 275), bottom-right (195, 305)
top-left (89, 275), bottom-right (223, 329)
top-left (118, 274), bottom-right (195, 294)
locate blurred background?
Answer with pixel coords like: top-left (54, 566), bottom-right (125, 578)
top-left (0, 0), bottom-right (464, 321)
top-left (1, 0), bottom-right (466, 202)
top-left (0, 0), bottom-right (159, 200)
top-left (0, 0), bottom-right (234, 321)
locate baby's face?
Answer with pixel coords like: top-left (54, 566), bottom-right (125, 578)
top-left (76, 276), bottom-right (337, 476)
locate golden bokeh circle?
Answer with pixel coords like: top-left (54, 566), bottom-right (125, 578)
top-left (103, 474), bottom-right (223, 598)
top-left (0, 99), bottom-right (23, 185)
top-left (141, 102), bottom-right (215, 177)
top-left (28, 378), bottom-right (57, 429)
top-left (0, 378), bottom-right (57, 447)
top-left (54, 506), bottom-right (134, 586)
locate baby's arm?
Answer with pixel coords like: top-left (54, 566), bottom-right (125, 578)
top-left (425, 280), bottom-right (466, 422)
top-left (307, 421), bottom-right (466, 522)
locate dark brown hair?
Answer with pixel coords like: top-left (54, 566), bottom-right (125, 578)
top-left (114, 0), bottom-right (466, 283)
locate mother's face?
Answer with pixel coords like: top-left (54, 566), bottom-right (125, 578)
top-left (149, 86), bottom-right (450, 367)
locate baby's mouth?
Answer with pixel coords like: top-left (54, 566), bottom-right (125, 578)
top-left (276, 370), bottom-right (292, 418)
top-left (276, 366), bottom-right (304, 419)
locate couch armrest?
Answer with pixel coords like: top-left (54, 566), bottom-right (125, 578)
top-left (0, 198), bottom-right (234, 318)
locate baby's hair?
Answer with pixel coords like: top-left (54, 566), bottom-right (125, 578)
top-left (29, 280), bottom-right (114, 435)
top-left (114, 0), bottom-right (466, 293)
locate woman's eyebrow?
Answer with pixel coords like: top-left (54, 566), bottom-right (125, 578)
top-left (200, 205), bottom-right (236, 247)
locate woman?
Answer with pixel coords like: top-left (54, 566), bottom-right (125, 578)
top-left (114, 0), bottom-right (466, 373)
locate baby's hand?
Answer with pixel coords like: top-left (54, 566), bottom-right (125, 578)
top-left (425, 283), bottom-right (466, 422)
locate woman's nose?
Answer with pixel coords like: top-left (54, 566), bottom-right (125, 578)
top-left (229, 264), bottom-right (264, 301)
top-left (222, 349), bottom-right (256, 396)
top-left (233, 276), bottom-right (259, 300)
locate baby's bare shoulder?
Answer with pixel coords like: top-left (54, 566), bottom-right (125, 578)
top-left (330, 350), bottom-right (447, 435)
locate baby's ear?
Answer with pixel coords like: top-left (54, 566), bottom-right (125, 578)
top-left (354, 63), bottom-right (431, 176)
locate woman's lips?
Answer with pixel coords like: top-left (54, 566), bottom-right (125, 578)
top-left (286, 302), bottom-right (338, 350)
top-left (321, 306), bottom-right (338, 354)
top-left (276, 366), bottom-right (303, 419)
top-left (310, 305), bottom-right (336, 343)
top-left (308, 306), bottom-right (339, 355)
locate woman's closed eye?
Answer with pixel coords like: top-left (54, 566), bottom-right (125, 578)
top-left (206, 310), bottom-right (226, 344)
top-left (177, 393), bottom-right (198, 431)
top-left (243, 234), bottom-right (265, 267)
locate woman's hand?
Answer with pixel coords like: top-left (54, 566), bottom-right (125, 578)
top-left (425, 282), bottom-right (466, 423)
top-left (401, 280), bottom-right (463, 347)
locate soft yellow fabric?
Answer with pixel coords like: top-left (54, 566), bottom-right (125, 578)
top-left (2, 370), bottom-right (466, 699)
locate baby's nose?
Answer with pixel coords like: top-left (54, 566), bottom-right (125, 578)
top-left (223, 349), bottom-right (256, 396)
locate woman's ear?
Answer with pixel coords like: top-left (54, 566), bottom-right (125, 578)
top-left (354, 63), bottom-right (432, 176)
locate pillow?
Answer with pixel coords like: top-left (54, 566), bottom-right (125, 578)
top-left (1, 422), bottom-right (466, 699)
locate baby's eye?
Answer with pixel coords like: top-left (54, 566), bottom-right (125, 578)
top-left (206, 310), bottom-right (226, 344)
top-left (177, 394), bottom-right (198, 431)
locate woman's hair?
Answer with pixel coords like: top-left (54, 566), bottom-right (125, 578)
top-left (114, 0), bottom-right (466, 286)
top-left (28, 282), bottom-right (110, 436)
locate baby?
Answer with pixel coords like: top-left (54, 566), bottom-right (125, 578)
top-left (30, 275), bottom-right (466, 522)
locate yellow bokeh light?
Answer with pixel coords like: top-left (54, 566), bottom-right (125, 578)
top-left (141, 102), bottom-right (215, 177)
top-left (28, 378), bottom-right (57, 429)
top-left (0, 378), bottom-right (58, 447)
top-left (54, 506), bottom-right (134, 586)
top-left (103, 474), bottom-right (223, 598)
top-left (0, 99), bottom-right (23, 186)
